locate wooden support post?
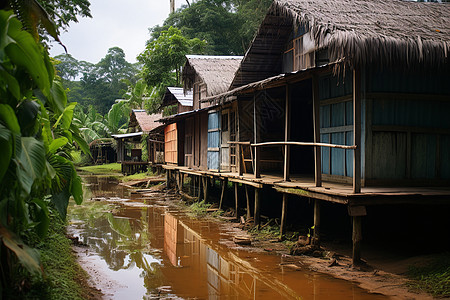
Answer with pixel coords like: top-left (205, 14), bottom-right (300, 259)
top-left (234, 182), bottom-right (239, 219)
top-left (245, 185), bottom-right (251, 220)
top-left (313, 199), bottom-right (321, 246)
top-left (198, 176), bottom-right (203, 201)
top-left (352, 216), bottom-right (362, 265)
top-left (280, 193), bottom-right (288, 237)
top-left (219, 179), bottom-right (227, 210)
top-left (203, 176), bottom-right (209, 202)
top-left (237, 144), bottom-right (243, 176)
top-left (166, 170), bottom-right (170, 189)
top-left (353, 68), bottom-right (361, 193)
top-left (284, 84), bottom-right (291, 182)
top-left (253, 95), bottom-right (261, 178)
top-left (254, 187), bottom-right (261, 227)
top-left (312, 75), bottom-right (322, 187)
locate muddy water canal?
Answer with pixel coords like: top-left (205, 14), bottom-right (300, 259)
top-left (69, 176), bottom-right (388, 299)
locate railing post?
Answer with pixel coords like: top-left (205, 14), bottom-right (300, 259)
top-left (312, 75), bottom-right (322, 187)
top-left (353, 68), bottom-right (361, 193)
top-left (253, 95), bottom-right (260, 178)
top-left (284, 84), bottom-right (291, 182)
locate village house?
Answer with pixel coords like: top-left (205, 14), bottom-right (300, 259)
top-left (113, 109), bottom-right (163, 174)
top-left (162, 0), bottom-right (450, 263)
top-left (162, 55), bottom-right (243, 170)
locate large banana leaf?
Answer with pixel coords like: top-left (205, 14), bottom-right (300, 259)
top-left (0, 225), bottom-right (43, 276)
top-left (53, 102), bottom-right (76, 131)
top-left (15, 137), bottom-right (45, 195)
top-left (2, 11), bottom-right (52, 97)
top-left (0, 124), bottom-right (12, 182)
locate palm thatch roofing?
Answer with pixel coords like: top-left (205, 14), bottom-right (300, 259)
top-left (231, 0), bottom-right (450, 89)
top-left (182, 55), bottom-right (243, 96)
top-left (129, 110), bottom-right (163, 134)
top-left (162, 87), bottom-right (193, 107)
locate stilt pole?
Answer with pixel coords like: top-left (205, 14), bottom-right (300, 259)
top-left (280, 193), bottom-right (288, 237)
top-left (313, 199), bottom-right (321, 246)
top-left (254, 187), bottom-right (261, 227)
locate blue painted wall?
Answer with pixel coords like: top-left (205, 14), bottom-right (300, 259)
top-left (207, 112), bottom-right (220, 170)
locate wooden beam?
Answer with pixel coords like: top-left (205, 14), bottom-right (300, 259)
top-left (352, 216), bottom-right (362, 265)
top-left (198, 175), bottom-right (203, 201)
top-left (203, 176), bottom-right (209, 202)
top-left (313, 199), bottom-right (321, 246)
top-left (284, 84), bottom-right (291, 182)
top-left (234, 182), bottom-right (239, 219)
top-left (280, 193), bottom-right (288, 237)
top-left (254, 187), bottom-right (261, 227)
top-left (312, 75), bottom-right (322, 187)
top-left (245, 185), bottom-right (251, 220)
top-left (219, 179), bottom-right (227, 210)
top-left (353, 68), bottom-right (361, 193)
top-left (253, 95), bottom-right (261, 178)
top-left (228, 178), bottom-right (263, 189)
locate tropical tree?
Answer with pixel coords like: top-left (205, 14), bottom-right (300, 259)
top-left (138, 26), bottom-right (206, 113)
top-left (0, 6), bottom-right (89, 295)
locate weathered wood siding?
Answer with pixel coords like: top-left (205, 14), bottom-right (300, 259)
top-left (165, 123), bottom-right (178, 164)
top-left (319, 73), bottom-right (361, 180)
top-left (207, 111), bottom-right (220, 170)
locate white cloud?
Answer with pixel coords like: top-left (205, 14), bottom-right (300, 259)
top-left (50, 0), bottom-right (183, 63)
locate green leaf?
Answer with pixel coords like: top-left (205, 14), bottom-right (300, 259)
top-left (71, 171), bottom-right (83, 205)
top-left (0, 124), bottom-right (13, 182)
top-left (31, 198), bottom-right (50, 238)
top-left (48, 137), bottom-right (68, 154)
top-left (0, 104), bottom-right (20, 134)
top-left (0, 225), bottom-right (43, 276)
top-left (51, 185), bottom-right (70, 219)
top-left (53, 102), bottom-right (76, 131)
top-left (0, 66), bottom-right (20, 100)
top-left (4, 13), bottom-right (51, 97)
top-left (72, 124), bottom-right (91, 156)
top-left (48, 79), bottom-right (67, 114)
top-left (16, 100), bottom-right (40, 136)
top-left (15, 137), bottom-right (46, 194)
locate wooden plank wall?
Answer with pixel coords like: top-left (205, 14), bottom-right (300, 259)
top-left (165, 123), bottom-right (178, 164)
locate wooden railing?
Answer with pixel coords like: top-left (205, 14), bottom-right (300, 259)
top-left (230, 140), bottom-right (360, 193)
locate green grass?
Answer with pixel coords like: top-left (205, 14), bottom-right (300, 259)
top-left (9, 211), bottom-right (96, 299)
top-left (122, 170), bottom-right (154, 182)
top-left (407, 253), bottom-right (450, 297)
top-left (189, 200), bottom-right (211, 216)
top-left (78, 163), bottom-right (122, 175)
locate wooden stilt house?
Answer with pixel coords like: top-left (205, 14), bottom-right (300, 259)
top-left (165, 0), bottom-right (450, 263)
top-left (161, 55), bottom-right (242, 170)
top-left (113, 110), bottom-right (163, 174)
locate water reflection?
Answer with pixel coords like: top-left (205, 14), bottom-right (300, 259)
top-left (70, 176), bottom-right (388, 300)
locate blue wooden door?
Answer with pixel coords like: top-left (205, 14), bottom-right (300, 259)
top-left (207, 111), bottom-right (220, 170)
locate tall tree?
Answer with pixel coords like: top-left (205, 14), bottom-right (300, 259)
top-left (138, 26), bottom-right (206, 113)
top-left (150, 0), bottom-right (272, 55)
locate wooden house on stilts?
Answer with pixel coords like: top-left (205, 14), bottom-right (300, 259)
top-left (162, 0), bottom-right (450, 264)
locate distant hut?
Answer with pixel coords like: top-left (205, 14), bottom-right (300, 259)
top-left (113, 110), bottom-right (163, 174)
top-left (89, 138), bottom-right (116, 165)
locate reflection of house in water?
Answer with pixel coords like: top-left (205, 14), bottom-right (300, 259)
top-left (163, 212), bottom-right (302, 299)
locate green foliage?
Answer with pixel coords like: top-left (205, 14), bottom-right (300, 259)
top-left (189, 200), bottom-right (212, 216)
top-left (407, 253), bottom-right (450, 297)
top-left (0, 8), bottom-right (87, 293)
top-left (78, 163), bottom-right (122, 174)
top-left (150, 0), bottom-right (272, 55)
top-left (138, 26), bottom-right (206, 114)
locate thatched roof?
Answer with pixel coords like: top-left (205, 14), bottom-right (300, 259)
top-left (231, 0), bottom-right (449, 89)
top-left (129, 110), bottom-right (163, 133)
top-left (162, 87), bottom-right (193, 107)
top-left (182, 55), bottom-right (243, 96)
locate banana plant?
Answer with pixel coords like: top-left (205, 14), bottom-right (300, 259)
top-left (0, 9), bottom-right (87, 285)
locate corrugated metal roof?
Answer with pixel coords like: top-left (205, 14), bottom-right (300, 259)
top-left (111, 132), bottom-right (143, 139)
top-left (167, 87), bottom-right (193, 106)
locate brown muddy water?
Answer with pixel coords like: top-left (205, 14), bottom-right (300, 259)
top-left (69, 176), bottom-right (389, 300)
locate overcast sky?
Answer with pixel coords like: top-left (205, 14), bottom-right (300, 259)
top-left (49, 0), bottom-right (184, 64)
